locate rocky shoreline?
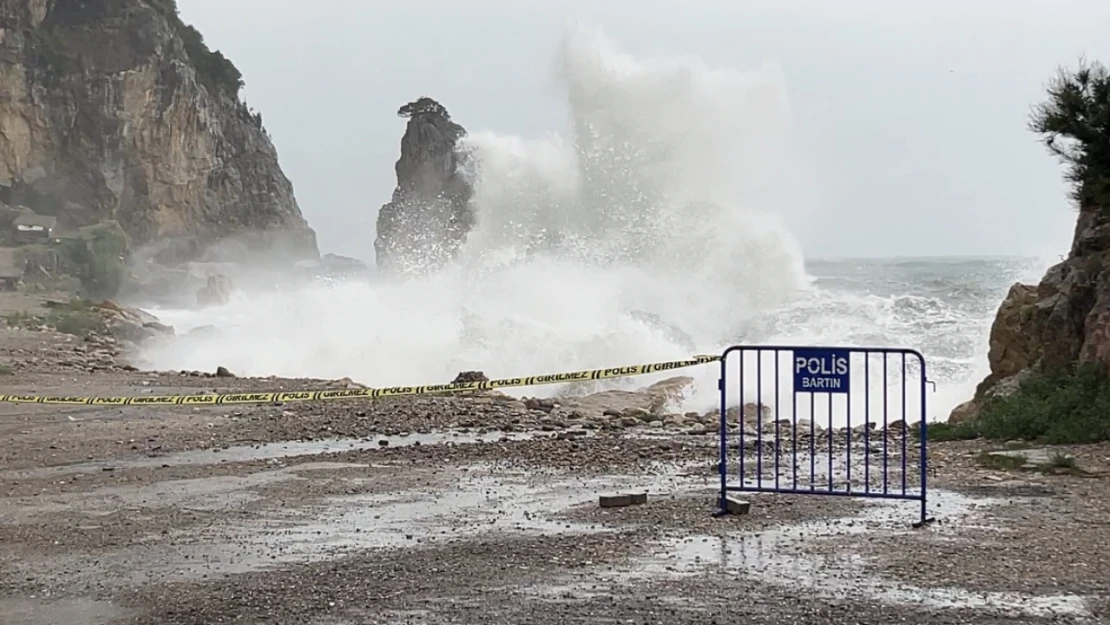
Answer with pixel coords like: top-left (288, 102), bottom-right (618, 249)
top-left (1, 319), bottom-right (1107, 625)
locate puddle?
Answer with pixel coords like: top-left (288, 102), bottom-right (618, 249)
top-left (231, 467), bottom-right (699, 565)
top-left (10, 464), bottom-right (703, 586)
top-left (727, 451), bottom-right (922, 498)
top-left (631, 430), bottom-right (923, 497)
top-left (1, 430), bottom-right (557, 480)
top-left (0, 462), bottom-right (367, 524)
top-left (624, 490), bottom-right (1090, 618)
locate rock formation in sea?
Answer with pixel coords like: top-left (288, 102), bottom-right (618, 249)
top-left (0, 0), bottom-right (318, 262)
top-left (949, 60), bottom-right (1110, 423)
top-left (374, 97), bottom-right (474, 275)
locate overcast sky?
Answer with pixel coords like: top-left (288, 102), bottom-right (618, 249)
top-left (178, 0), bottom-right (1109, 262)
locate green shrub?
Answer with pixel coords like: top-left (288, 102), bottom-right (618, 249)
top-left (16, 223), bottom-right (129, 297)
top-left (62, 222), bottom-right (130, 299)
top-left (3, 300), bottom-right (102, 337)
top-left (46, 310), bottom-right (101, 337)
top-left (149, 0), bottom-right (244, 98)
top-left (930, 364), bottom-right (1110, 444)
top-left (976, 451), bottom-right (1027, 470)
top-left (924, 420), bottom-right (978, 442)
top-left (1030, 59), bottom-right (1110, 211)
top-left (2, 310), bottom-right (35, 329)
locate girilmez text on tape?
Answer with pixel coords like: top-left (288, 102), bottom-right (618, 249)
top-left (0, 354), bottom-right (721, 406)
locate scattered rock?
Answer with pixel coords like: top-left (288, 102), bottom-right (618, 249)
top-left (948, 399), bottom-right (980, 424)
top-left (196, 274), bottom-right (233, 308)
top-left (597, 493), bottom-right (648, 508)
top-left (91, 300), bottom-right (173, 344)
top-left (328, 377), bottom-right (366, 389)
top-left (524, 397), bottom-right (555, 412)
top-left (722, 496), bottom-right (751, 515)
top-left (452, 371), bottom-right (489, 384)
top-left (644, 376), bottom-right (695, 412)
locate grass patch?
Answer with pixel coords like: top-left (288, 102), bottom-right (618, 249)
top-left (44, 298), bottom-right (102, 337)
top-left (3, 310), bottom-right (36, 329)
top-left (924, 421), bottom-right (978, 442)
top-left (977, 451), bottom-right (1027, 470)
top-left (47, 297), bottom-right (92, 312)
top-left (976, 450), bottom-right (1078, 475)
top-left (1047, 451), bottom-right (1078, 470)
top-left (928, 363), bottom-right (1110, 444)
top-left (45, 310), bottom-right (101, 337)
top-left (2, 299), bottom-right (103, 337)
top-left (0, 364), bottom-right (13, 375)
top-left (976, 449), bottom-right (1084, 475)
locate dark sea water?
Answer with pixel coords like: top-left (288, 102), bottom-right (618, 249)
top-left (784, 256), bottom-right (1053, 418)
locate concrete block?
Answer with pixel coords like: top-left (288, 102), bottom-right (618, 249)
top-left (599, 494), bottom-right (633, 508)
top-left (724, 496), bottom-right (751, 515)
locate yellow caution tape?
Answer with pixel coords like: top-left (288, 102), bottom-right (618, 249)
top-left (0, 354), bottom-right (721, 406)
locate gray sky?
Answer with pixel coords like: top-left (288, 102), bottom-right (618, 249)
top-left (178, 0), bottom-right (1109, 261)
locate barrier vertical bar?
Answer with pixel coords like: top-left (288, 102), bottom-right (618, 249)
top-left (826, 392), bottom-right (833, 491)
top-left (846, 358), bottom-right (852, 494)
top-left (791, 367), bottom-right (798, 491)
top-left (864, 354), bottom-right (871, 493)
top-left (774, 350), bottom-right (781, 491)
top-left (901, 353), bottom-right (908, 496)
top-left (718, 350), bottom-right (728, 509)
top-left (739, 352), bottom-right (746, 489)
top-left (918, 353), bottom-right (929, 526)
top-left (882, 352), bottom-right (889, 495)
top-left (756, 351), bottom-right (763, 489)
top-left (809, 392), bottom-right (815, 491)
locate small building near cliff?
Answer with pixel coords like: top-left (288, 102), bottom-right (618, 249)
top-left (12, 214), bottom-right (57, 242)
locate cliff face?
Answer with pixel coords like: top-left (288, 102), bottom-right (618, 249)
top-left (0, 0), bottom-right (317, 261)
top-left (951, 203), bottom-right (1110, 423)
top-left (374, 97), bottom-right (473, 275)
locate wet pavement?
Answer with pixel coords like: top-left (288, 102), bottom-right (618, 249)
top-left (2, 417), bottom-right (1108, 625)
top-left (0, 430), bottom-right (555, 480)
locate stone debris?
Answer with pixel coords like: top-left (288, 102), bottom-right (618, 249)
top-left (598, 492), bottom-right (649, 508)
top-left (723, 496), bottom-right (752, 515)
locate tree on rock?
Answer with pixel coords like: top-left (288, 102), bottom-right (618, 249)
top-left (1029, 59), bottom-right (1110, 210)
top-left (397, 97), bottom-right (451, 120)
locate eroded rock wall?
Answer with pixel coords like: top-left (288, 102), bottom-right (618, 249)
top-left (0, 0), bottom-right (318, 261)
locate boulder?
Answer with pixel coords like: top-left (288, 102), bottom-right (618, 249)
top-left (452, 371), bottom-right (489, 384)
top-left (91, 300), bottom-right (173, 344)
top-left (643, 376), bottom-right (696, 413)
top-left (556, 376), bottom-right (698, 420)
top-left (951, 208), bottom-right (1110, 422)
top-left (196, 274), bottom-right (233, 308)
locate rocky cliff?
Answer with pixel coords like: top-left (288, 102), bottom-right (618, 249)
top-left (0, 0), bottom-right (317, 261)
top-left (950, 61), bottom-right (1110, 423)
top-left (374, 97), bottom-right (473, 275)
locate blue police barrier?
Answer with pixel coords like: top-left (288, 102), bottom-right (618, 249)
top-left (716, 345), bottom-right (934, 527)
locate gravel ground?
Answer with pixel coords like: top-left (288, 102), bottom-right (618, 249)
top-left (1, 323), bottom-right (1109, 625)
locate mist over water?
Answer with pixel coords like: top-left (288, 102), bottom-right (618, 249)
top-left (140, 29), bottom-right (1053, 423)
